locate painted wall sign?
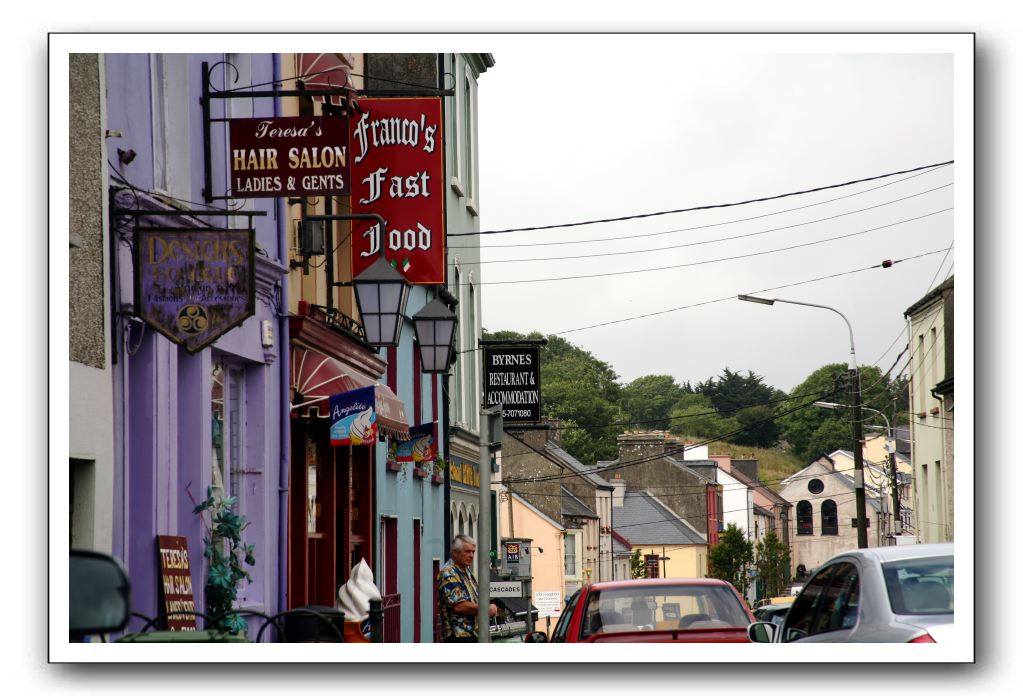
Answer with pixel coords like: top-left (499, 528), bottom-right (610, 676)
top-left (350, 97), bottom-right (445, 285)
top-left (229, 116), bottom-right (350, 197)
top-left (448, 455), bottom-right (480, 489)
top-left (156, 535), bottom-right (197, 631)
top-left (134, 228), bottom-right (255, 353)
top-left (482, 346), bottom-right (541, 423)
top-left (329, 386), bottom-right (378, 446)
top-left (396, 423), bottom-right (435, 464)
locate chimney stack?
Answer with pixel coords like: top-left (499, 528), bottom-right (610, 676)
top-left (611, 474), bottom-right (626, 509)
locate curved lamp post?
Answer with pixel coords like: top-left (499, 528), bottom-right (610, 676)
top-left (738, 294), bottom-right (868, 548)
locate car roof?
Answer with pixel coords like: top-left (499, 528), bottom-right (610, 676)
top-left (825, 542), bottom-right (954, 565)
top-left (587, 578), bottom-right (735, 591)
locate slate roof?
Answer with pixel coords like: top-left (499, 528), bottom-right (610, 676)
top-left (561, 486), bottom-right (598, 519)
top-left (612, 536), bottom-right (632, 556)
top-left (545, 441), bottom-right (612, 488)
top-left (615, 491), bottom-right (707, 546)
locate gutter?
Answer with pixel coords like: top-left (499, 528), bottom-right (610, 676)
top-left (274, 52), bottom-right (291, 622)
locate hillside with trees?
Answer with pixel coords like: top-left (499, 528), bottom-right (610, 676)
top-left (481, 330), bottom-right (906, 485)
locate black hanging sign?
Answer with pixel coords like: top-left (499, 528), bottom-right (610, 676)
top-left (482, 345), bottom-right (541, 423)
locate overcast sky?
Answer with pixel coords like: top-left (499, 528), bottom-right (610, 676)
top-left (475, 36), bottom-right (965, 393)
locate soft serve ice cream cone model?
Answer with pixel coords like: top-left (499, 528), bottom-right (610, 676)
top-left (348, 408), bottom-right (377, 445)
top-left (336, 559), bottom-right (382, 642)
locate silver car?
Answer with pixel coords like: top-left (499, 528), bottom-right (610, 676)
top-left (748, 543), bottom-right (954, 643)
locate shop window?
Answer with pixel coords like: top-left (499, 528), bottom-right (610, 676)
top-left (565, 532), bottom-right (581, 577)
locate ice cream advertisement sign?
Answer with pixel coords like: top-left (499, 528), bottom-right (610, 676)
top-left (396, 423), bottom-right (435, 464)
top-left (329, 386), bottom-right (378, 446)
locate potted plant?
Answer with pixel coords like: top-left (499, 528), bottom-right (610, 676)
top-left (431, 455), bottom-right (446, 484)
top-left (193, 486), bottom-right (255, 635)
top-left (385, 440), bottom-right (402, 473)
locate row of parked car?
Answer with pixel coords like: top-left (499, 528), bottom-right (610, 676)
top-left (523, 543), bottom-right (954, 643)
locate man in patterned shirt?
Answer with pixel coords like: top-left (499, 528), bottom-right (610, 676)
top-left (437, 535), bottom-right (497, 642)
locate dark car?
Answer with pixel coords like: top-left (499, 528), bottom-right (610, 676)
top-left (526, 578), bottom-right (753, 643)
top-left (748, 543), bottom-right (954, 643)
top-left (753, 602), bottom-right (792, 628)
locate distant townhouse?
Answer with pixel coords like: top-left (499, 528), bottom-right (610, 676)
top-left (904, 276), bottom-right (955, 543)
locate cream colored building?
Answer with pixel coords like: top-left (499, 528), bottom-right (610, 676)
top-left (905, 276), bottom-right (954, 543)
top-left (499, 491), bottom-right (567, 622)
top-left (780, 456), bottom-right (884, 575)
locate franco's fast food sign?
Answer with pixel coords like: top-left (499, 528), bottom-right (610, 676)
top-left (229, 116), bottom-right (350, 197)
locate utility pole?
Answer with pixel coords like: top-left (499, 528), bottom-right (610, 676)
top-left (889, 432), bottom-right (902, 537)
top-left (851, 369), bottom-right (868, 549)
top-left (477, 405), bottom-right (502, 643)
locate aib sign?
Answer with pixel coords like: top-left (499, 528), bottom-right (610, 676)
top-left (134, 228), bottom-right (255, 353)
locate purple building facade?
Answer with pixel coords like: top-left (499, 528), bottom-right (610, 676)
top-left (103, 53), bottom-right (289, 634)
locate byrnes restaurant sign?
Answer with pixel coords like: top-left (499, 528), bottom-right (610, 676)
top-left (483, 346), bottom-right (541, 423)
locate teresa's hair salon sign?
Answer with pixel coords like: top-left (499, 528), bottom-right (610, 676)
top-left (134, 228), bottom-right (255, 353)
top-left (228, 116), bottom-right (350, 197)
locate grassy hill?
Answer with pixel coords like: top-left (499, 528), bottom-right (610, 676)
top-left (708, 442), bottom-right (806, 493)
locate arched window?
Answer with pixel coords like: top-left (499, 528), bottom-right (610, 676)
top-left (821, 499), bottom-right (839, 535)
top-left (797, 500), bottom-right (813, 535)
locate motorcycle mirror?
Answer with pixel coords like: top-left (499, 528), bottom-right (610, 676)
top-left (70, 549), bottom-right (132, 638)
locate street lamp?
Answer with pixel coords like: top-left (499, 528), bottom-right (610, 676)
top-left (412, 298), bottom-right (458, 373)
top-left (815, 401), bottom-right (902, 538)
top-left (738, 293), bottom-right (868, 548)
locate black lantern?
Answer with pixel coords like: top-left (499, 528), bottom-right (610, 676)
top-left (352, 256), bottom-right (411, 347)
top-left (412, 298), bottom-right (457, 373)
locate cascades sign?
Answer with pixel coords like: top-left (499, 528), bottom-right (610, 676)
top-left (483, 346), bottom-right (541, 423)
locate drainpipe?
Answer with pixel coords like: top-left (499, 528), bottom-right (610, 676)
top-left (274, 52), bottom-right (291, 621)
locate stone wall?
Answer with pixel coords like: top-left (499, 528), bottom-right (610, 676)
top-left (617, 432), bottom-right (709, 535)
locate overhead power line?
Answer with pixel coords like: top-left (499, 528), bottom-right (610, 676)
top-left (463, 185), bottom-right (952, 266)
top-left (451, 164), bottom-right (952, 250)
top-left (453, 208), bottom-right (951, 287)
top-left (451, 160), bottom-right (954, 237)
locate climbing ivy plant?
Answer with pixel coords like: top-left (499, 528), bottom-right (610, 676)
top-left (193, 487), bottom-right (255, 635)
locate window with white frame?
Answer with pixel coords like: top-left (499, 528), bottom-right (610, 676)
top-left (463, 66), bottom-right (479, 216)
top-left (211, 359), bottom-right (256, 603)
top-left (564, 531), bottom-right (581, 578)
top-left (150, 54), bottom-right (190, 198)
top-left (450, 56), bottom-right (466, 197)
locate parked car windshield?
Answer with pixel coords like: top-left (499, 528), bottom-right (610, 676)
top-left (882, 555), bottom-right (954, 615)
top-left (579, 584), bottom-right (749, 638)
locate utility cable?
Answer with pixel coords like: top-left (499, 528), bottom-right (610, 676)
top-left (451, 164), bottom-right (952, 250)
top-left (453, 208), bottom-right (952, 287)
top-left (452, 160), bottom-right (954, 237)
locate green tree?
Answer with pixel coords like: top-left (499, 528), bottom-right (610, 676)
top-left (668, 393), bottom-right (736, 440)
top-left (777, 362), bottom-right (900, 461)
top-left (698, 367), bottom-right (777, 414)
top-left (754, 531), bottom-right (791, 599)
top-left (620, 374), bottom-right (684, 430)
top-left (707, 523), bottom-right (754, 597)
top-left (630, 548), bottom-right (645, 579)
top-left (733, 404), bottom-right (781, 448)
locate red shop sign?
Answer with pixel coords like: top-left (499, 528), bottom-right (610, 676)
top-left (229, 116), bottom-right (350, 198)
top-left (156, 535), bottom-right (197, 631)
top-left (350, 97), bottom-right (445, 285)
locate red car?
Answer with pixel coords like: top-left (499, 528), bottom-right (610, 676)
top-left (526, 578), bottom-right (754, 643)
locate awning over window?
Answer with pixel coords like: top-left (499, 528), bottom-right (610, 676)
top-left (290, 347), bottom-right (410, 440)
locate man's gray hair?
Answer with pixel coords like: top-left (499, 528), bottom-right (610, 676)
top-left (451, 534), bottom-right (476, 552)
